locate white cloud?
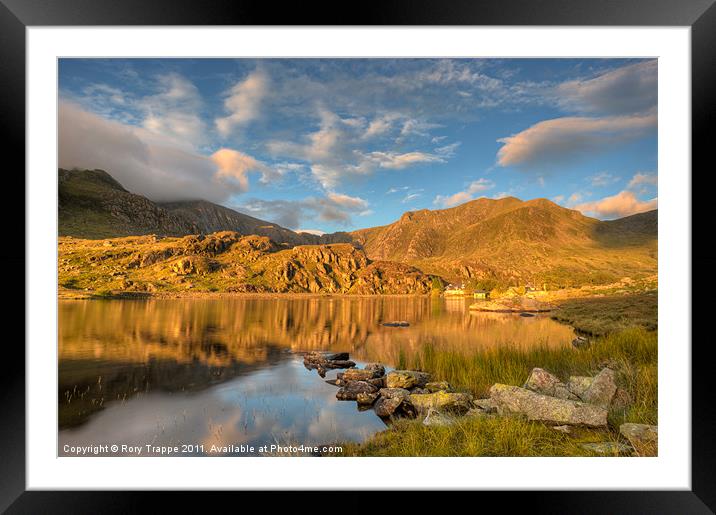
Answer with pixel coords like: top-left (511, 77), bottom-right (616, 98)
top-left (557, 60), bottom-right (657, 115)
top-left (215, 69), bottom-right (268, 137)
top-left (361, 150), bottom-right (445, 170)
top-left (628, 172), bottom-right (658, 189)
top-left (210, 148), bottom-right (277, 191)
top-left (496, 112), bottom-right (657, 168)
top-left (59, 101), bottom-right (266, 203)
top-left (139, 73), bottom-right (206, 146)
top-left (589, 171), bottom-right (620, 187)
top-left (575, 190), bottom-right (657, 219)
top-left (434, 178), bottom-right (495, 207)
top-left (326, 192), bottom-right (369, 210)
top-left (267, 108), bottom-right (451, 189)
top-left (401, 193), bottom-right (422, 203)
top-left (239, 191), bottom-right (369, 229)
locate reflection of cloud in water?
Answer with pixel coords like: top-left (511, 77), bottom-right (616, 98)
top-left (59, 357), bottom-right (386, 456)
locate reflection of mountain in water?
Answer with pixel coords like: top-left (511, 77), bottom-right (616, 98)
top-left (59, 297), bottom-right (574, 428)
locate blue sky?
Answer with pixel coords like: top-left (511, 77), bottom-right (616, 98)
top-left (58, 58), bottom-right (658, 234)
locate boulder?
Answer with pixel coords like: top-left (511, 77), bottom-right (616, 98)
top-left (367, 377), bottom-right (386, 388)
top-left (343, 368), bottom-right (377, 381)
top-left (374, 396), bottom-right (405, 418)
top-left (336, 381), bottom-right (378, 401)
top-left (425, 381), bottom-right (453, 393)
top-left (323, 360), bottom-right (356, 369)
top-left (422, 408), bottom-right (455, 427)
top-left (579, 442), bottom-right (633, 455)
top-left (410, 387), bottom-right (429, 394)
top-left (364, 363), bottom-right (386, 377)
top-left (378, 387), bottom-right (411, 400)
top-left (567, 376), bottom-right (593, 399)
top-left (386, 370), bottom-right (431, 389)
top-left (409, 391), bottom-right (474, 416)
top-left (304, 351), bottom-right (349, 363)
top-left (356, 392), bottom-right (379, 406)
top-left (582, 368), bottom-right (617, 408)
top-left (523, 368), bottom-right (579, 400)
top-left (489, 384), bottom-right (608, 427)
top-left (619, 423), bottom-right (658, 456)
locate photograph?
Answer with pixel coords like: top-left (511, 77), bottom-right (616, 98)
top-left (56, 57), bottom-right (658, 458)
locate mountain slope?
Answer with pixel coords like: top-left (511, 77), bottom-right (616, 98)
top-left (59, 168), bottom-right (349, 245)
top-left (350, 197), bottom-right (657, 287)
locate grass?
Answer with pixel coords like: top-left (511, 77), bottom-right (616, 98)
top-left (334, 415), bottom-right (630, 457)
top-left (550, 291), bottom-right (657, 336)
top-left (334, 292), bottom-right (658, 457)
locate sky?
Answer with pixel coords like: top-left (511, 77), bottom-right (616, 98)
top-left (58, 58), bottom-right (658, 234)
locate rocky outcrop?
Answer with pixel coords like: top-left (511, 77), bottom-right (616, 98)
top-left (489, 384), bottom-right (608, 427)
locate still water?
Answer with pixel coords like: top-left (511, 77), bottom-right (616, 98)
top-left (58, 296), bottom-right (575, 456)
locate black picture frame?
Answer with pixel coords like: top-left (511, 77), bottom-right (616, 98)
top-left (2, 0), bottom-right (713, 512)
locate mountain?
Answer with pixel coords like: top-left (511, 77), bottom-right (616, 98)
top-left (58, 231), bottom-right (435, 295)
top-left (59, 168), bottom-right (349, 245)
top-left (59, 168), bottom-right (658, 290)
top-left (350, 197), bottom-right (657, 287)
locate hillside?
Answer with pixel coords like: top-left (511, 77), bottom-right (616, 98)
top-left (58, 232), bottom-right (434, 295)
top-left (350, 198), bottom-right (657, 287)
top-left (59, 168), bottom-right (350, 246)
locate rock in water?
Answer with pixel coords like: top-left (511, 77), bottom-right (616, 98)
top-left (386, 370), bottom-right (431, 389)
top-left (343, 368), bottom-right (377, 381)
top-left (364, 363), bottom-right (386, 377)
top-left (422, 408), bottom-right (455, 427)
top-left (409, 391), bottom-right (474, 416)
top-left (579, 442), bottom-right (633, 455)
top-left (489, 384), bottom-right (608, 427)
top-left (523, 368), bottom-right (578, 400)
top-left (336, 381), bottom-right (378, 401)
top-left (374, 396), bottom-right (405, 418)
top-left (356, 392), bottom-right (379, 406)
top-left (304, 351), bottom-right (349, 363)
top-left (322, 360), bottom-right (357, 369)
top-left (378, 387), bottom-right (411, 401)
top-left (619, 423), bottom-right (658, 456)
top-left (582, 368), bottom-right (617, 408)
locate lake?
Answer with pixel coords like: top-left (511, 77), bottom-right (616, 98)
top-left (58, 296), bottom-right (575, 456)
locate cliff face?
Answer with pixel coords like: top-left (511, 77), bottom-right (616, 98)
top-left (58, 231), bottom-right (435, 295)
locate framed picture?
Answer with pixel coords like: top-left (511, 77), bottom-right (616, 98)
top-left (4, 0), bottom-right (713, 510)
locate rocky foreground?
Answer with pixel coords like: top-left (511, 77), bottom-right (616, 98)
top-left (303, 351), bottom-right (658, 456)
